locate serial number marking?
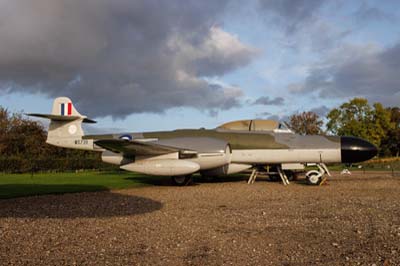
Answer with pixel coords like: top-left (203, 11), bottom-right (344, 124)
top-left (75, 140), bottom-right (89, 145)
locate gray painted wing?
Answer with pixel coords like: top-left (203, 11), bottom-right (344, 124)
top-left (94, 139), bottom-right (182, 156)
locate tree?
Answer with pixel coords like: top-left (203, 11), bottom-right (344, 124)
top-left (288, 111), bottom-right (323, 135)
top-left (0, 107), bottom-right (10, 154)
top-left (0, 106), bottom-right (106, 172)
top-left (380, 107), bottom-right (400, 157)
top-left (326, 98), bottom-right (393, 147)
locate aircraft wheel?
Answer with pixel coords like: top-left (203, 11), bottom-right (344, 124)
top-left (171, 175), bottom-right (193, 186)
top-left (306, 171), bottom-right (322, 185)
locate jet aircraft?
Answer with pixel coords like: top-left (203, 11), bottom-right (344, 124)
top-left (28, 97), bottom-right (378, 186)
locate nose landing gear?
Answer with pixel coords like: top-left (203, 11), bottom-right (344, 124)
top-left (305, 163), bottom-right (331, 185)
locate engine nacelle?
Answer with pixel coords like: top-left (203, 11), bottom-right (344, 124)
top-left (103, 137), bottom-right (234, 176)
top-left (201, 163), bottom-right (252, 177)
top-left (192, 144), bottom-right (232, 170)
top-left (156, 137), bottom-right (232, 170)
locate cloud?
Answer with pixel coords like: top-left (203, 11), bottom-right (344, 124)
top-left (265, 114), bottom-right (290, 123)
top-left (253, 96), bottom-right (284, 105)
top-left (309, 105), bottom-right (330, 117)
top-left (289, 43), bottom-right (400, 107)
top-left (257, 0), bottom-right (325, 34)
top-left (0, 0), bottom-right (257, 118)
top-left (254, 111), bottom-right (271, 119)
top-left (354, 2), bottom-right (396, 23)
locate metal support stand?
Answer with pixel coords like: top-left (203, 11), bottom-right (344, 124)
top-left (277, 165), bottom-right (290, 186)
top-left (319, 163), bottom-right (331, 177)
top-left (247, 169), bottom-right (258, 184)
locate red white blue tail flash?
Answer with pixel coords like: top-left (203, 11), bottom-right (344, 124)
top-left (61, 102), bottom-right (72, 116)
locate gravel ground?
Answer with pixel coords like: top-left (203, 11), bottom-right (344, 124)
top-left (0, 172), bottom-right (399, 266)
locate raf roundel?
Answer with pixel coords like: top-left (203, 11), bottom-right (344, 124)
top-left (68, 125), bottom-right (77, 135)
top-left (119, 134), bottom-right (133, 141)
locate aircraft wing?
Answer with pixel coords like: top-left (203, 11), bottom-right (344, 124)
top-left (94, 139), bottom-right (189, 156)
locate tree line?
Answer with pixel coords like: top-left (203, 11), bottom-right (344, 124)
top-left (288, 98), bottom-right (399, 157)
top-left (0, 107), bottom-right (112, 173)
top-left (0, 97), bottom-right (398, 173)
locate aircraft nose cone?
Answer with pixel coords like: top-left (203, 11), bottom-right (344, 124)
top-left (341, 136), bottom-right (378, 163)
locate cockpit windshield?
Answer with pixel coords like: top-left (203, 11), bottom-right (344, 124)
top-left (217, 119), bottom-right (293, 133)
top-left (275, 122), bottom-right (293, 133)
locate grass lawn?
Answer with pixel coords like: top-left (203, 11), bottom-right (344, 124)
top-left (1, 159), bottom-right (398, 199)
top-left (0, 171), bottom-right (165, 199)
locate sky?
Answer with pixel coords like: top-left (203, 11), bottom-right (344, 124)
top-left (0, 0), bottom-right (399, 133)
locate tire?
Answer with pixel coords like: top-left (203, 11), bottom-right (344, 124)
top-left (171, 175), bottom-right (193, 186)
top-left (306, 171), bottom-right (322, 186)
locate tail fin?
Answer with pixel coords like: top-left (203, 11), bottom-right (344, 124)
top-left (27, 97), bottom-right (96, 150)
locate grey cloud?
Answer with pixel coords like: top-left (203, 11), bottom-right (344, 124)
top-left (254, 111), bottom-right (271, 119)
top-left (257, 111), bottom-right (271, 116)
top-left (266, 114), bottom-right (290, 123)
top-left (354, 3), bottom-right (396, 23)
top-left (291, 43), bottom-right (400, 107)
top-left (309, 105), bottom-right (329, 117)
top-left (0, 0), bottom-right (257, 118)
top-left (82, 125), bottom-right (128, 135)
top-left (253, 96), bottom-right (284, 105)
top-left (257, 0), bottom-right (325, 34)
top-left (255, 1), bottom-right (351, 56)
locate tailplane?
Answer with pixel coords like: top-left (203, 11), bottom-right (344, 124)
top-left (27, 97), bottom-right (96, 150)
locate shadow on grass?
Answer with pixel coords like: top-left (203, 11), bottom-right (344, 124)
top-left (0, 184), bottom-right (109, 199)
top-left (0, 184), bottom-right (162, 218)
top-left (124, 175), bottom-right (175, 186)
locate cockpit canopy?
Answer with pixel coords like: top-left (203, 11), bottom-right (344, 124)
top-left (217, 119), bottom-right (293, 133)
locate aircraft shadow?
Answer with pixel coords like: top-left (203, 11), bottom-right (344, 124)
top-left (195, 175), bottom-right (250, 184)
top-left (125, 174), bottom-right (252, 186)
top-left (0, 185), bottom-right (162, 219)
top-left (124, 176), bottom-right (182, 186)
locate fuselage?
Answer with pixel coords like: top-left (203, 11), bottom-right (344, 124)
top-left (30, 98), bottom-right (379, 184)
top-left (85, 128), bottom-right (377, 165)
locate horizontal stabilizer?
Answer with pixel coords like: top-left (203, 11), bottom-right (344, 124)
top-left (26, 113), bottom-right (96, 123)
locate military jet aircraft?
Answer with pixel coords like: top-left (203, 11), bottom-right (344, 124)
top-left (28, 97), bottom-right (378, 186)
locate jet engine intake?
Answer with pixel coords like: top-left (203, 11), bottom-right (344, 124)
top-left (192, 144), bottom-right (232, 170)
top-left (101, 150), bottom-right (133, 165)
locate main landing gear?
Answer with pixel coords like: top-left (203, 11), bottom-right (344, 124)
top-left (171, 174), bottom-right (193, 186)
top-left (248, 163), bottom-right (331, 186)
top-left (248, 165), bottom-right (291, 185)
top-left (305, 163), bottom-right (331, 186)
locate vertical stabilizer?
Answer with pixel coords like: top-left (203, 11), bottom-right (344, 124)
top-left (28, 97), bottom-right (96, 151)
top-left (51, 97), bottom-right (83, 117)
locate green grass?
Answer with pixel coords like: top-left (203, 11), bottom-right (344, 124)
top-left (2, 159), bottom-right (399, 199)
top-left (324, 159), bottom-right (400, 172)
top-left (0, 171), bottom-right (165, 199)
